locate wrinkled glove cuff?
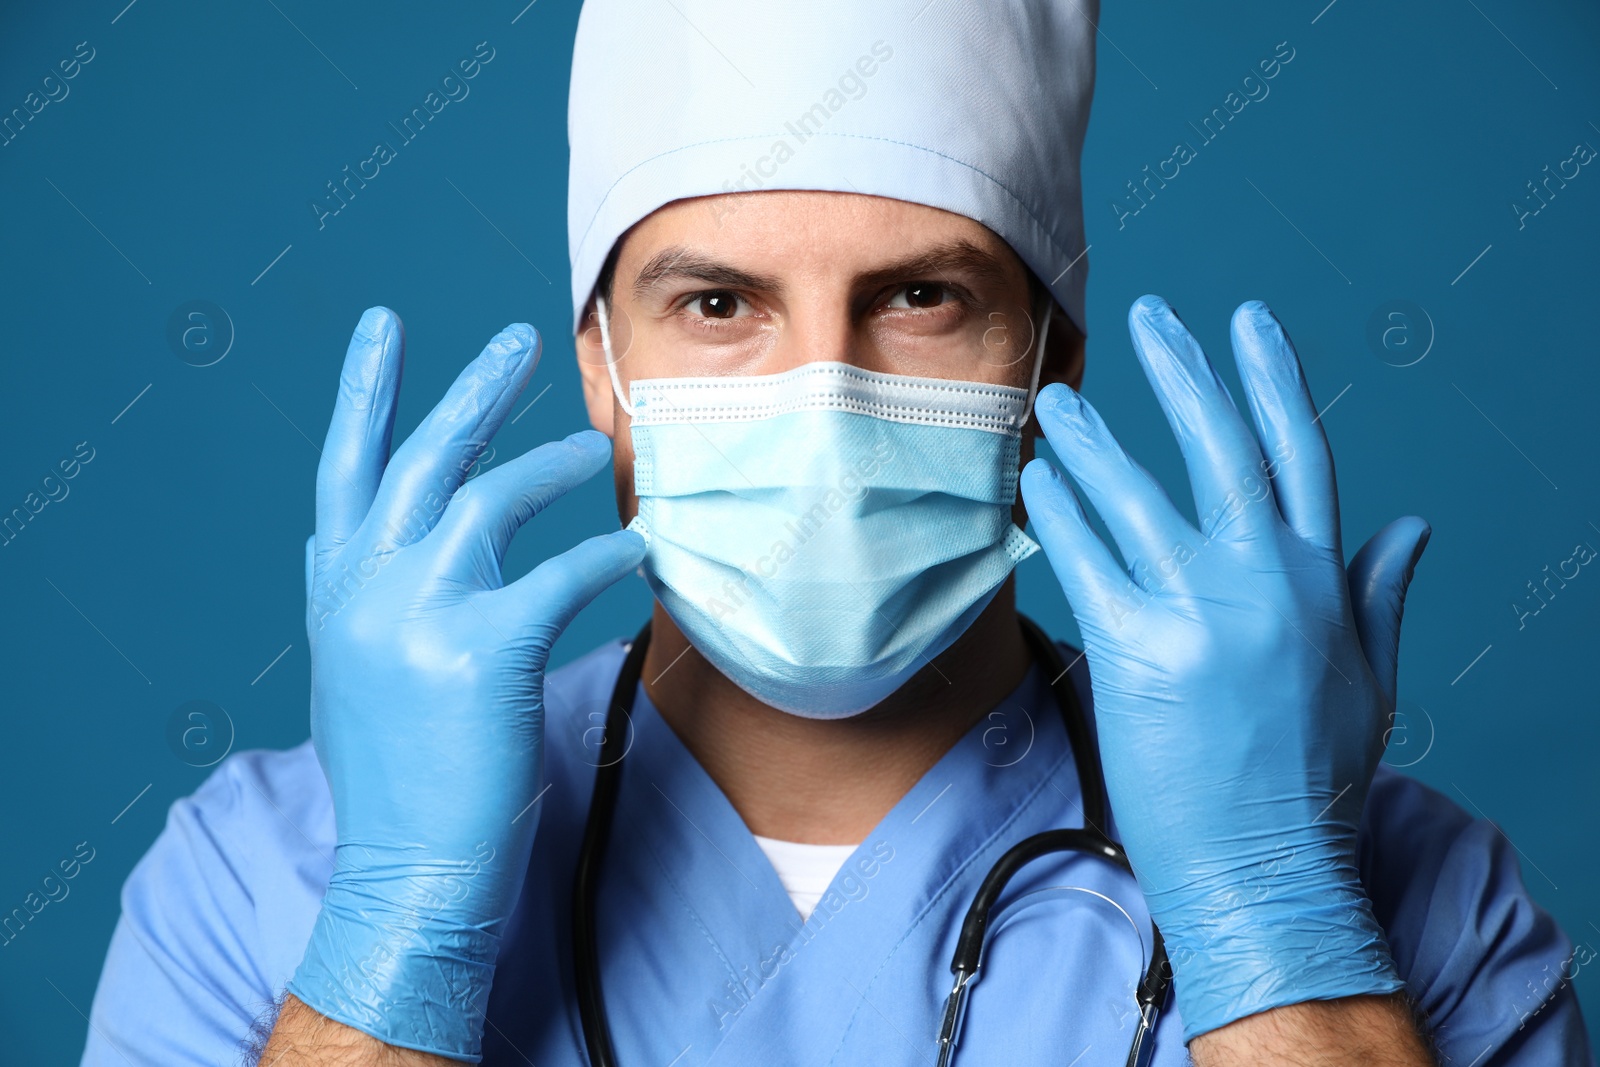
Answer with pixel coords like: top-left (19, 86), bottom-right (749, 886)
top-left (288, 879), bottom-right (502, 1061)
top-left (1158, 876), bottom-right (1403, 1042)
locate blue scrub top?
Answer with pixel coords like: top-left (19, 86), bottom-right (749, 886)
top-left (81, 638), bottom-right (1593, 1065)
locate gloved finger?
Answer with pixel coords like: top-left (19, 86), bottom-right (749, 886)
top-left (1033, 382), bottom-right (1197, 589)
top-left (489, 528), bottom-right (647, 642)
top-left (1348, 515), bottom-right (1431, 703)
top-left (317, 307), bottom-right (403, 557)
top-left (304, 533), bottom-right (316, 601)
top-left (428, 431), bottom-right (614, 582)
top-left (1230, 301), bottom-right (1341, 556)
top-left (1020, 457), bottom-right (1135, 621)
top-left (1127, 295), bottom-right (1276, 542)
top-left (362, 324), bottom-right (540, 551)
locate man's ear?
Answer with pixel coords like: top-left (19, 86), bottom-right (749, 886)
top-left (575, 300), bottom-right (615, 437)
top-left (1038, 304), bottom-right (1086, 393)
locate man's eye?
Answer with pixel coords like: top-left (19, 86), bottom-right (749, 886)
top-left (688, 291), bottom-right (743, 319)
top-left (887, 282), bottom-right (950, 310)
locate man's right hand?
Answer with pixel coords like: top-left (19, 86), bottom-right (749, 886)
top-left (282, 307), bottom-right (645, 1061)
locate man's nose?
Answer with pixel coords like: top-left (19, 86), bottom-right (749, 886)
top-left (764, 299), bottom-right (864, 374)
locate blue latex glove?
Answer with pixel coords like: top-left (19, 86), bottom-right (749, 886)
top-left (1020, 296), bottom-right (1430, 1040)
top-left (286, 308), bottom-right (645, 1060)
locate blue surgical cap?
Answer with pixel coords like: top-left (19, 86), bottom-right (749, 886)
top-left (566, 1), bottom-right (1098, 337)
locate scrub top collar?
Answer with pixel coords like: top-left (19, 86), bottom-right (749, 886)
top-left (600, 651), bottom-right (1089, 1063)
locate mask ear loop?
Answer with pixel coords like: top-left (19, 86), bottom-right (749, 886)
top-left (594, 293), bottom-right (636, 418)
top-left (1023, 292), bottom-right (1054, 421)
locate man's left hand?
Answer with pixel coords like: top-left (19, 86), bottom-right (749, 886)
top-left (1020, 295), bottom-right (1431, 1042)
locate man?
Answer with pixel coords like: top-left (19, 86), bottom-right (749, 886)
top-left (82, 2), bottom-right (1591, 1065)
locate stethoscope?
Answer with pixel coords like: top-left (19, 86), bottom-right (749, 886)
top-left (572, 615), bottom-right (1171, 1067)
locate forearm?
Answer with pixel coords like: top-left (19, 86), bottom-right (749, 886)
top-left (1190, 992), bottom-right (1435, 1067)
top-left (260, 995), bottom-right (460, 1066)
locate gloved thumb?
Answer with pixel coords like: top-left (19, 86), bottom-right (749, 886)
top-left (1347, 515), bottom-right (1431, 703)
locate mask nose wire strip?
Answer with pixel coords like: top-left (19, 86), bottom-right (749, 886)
top-left (594, 293), bottom-right (636, 418)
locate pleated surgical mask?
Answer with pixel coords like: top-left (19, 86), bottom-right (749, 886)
top-left (596, 294), bottom-right (1050, 718)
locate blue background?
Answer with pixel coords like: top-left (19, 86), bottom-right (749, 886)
top-left (2, 1), bottom-right (1596, 1060)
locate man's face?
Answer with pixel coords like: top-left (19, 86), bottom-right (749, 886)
top-left (575, 189), bottom-right (1083, 523)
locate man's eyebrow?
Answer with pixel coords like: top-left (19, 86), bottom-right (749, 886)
top-left (629, 238), bottom-right (1016, 299)
top-left (854, 238), bottom-right (1014, 290)
top-left (631, 247), bottom-right (782, 297)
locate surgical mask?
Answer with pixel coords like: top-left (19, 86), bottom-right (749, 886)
top-left (596, 294), bottom-right (1050, 718)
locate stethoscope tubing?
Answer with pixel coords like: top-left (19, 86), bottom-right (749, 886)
top-left (571, 617), bottom-right (1169, 1067)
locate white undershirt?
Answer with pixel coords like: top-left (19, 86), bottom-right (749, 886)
top-left (752, 834), bottom-right (861, 921)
